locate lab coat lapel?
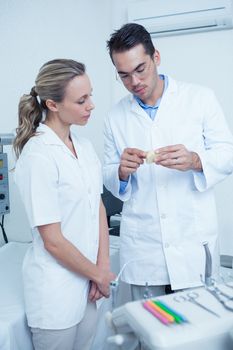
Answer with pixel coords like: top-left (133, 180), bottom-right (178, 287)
top-left (152, 76), bottom-right (178, 127)
top-left (130, 96), bottom-right (152, 121)
top-left (71, 134), bottom-right (95, 213)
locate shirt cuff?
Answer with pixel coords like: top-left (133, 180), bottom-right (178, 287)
top-left (119, 178), bottom-right (129, 194)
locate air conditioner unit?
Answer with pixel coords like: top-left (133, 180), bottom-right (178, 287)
top-left (127, 0), bottom-right (233, 37)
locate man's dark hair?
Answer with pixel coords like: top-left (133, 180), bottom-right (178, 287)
top-left (107, 23), bottom-right (155, 63)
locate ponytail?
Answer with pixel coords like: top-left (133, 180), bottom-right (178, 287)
top-left (13, 87), bottom-right (43, 158)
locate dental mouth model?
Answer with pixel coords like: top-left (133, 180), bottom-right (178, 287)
top-left (146, 150), bottom-right (158, 164)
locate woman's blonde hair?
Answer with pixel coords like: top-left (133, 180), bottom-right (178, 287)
top-left (13, 59), bottom-right (85, 158)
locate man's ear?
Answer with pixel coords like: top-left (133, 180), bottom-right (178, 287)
top-left (153, 49), bottom-right (161, 66)
top-left (45, 99), bottom-right (58, 112)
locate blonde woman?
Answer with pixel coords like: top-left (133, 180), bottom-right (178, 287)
top-left (14, 59), bottom-right (115, 350)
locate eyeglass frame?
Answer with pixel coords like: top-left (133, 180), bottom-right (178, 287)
top-left (115, 58), bottom-right (153, 84)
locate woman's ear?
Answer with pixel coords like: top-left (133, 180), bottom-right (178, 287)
top-left (45, 99), bottom-right (58, 112)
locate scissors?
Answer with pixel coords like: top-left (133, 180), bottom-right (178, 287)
top-left (173, 291), bottom-right (220, 318)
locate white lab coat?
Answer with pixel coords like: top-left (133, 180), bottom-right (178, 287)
top-left (14, 123), bottom-right (102, 329)
top-left (103, 76), bottom-right (233, 290)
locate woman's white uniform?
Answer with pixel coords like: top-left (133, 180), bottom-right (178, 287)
top-left (14, 123), bottom-right (102, 329)
top-left (103, 76), bottom-right (233, 290)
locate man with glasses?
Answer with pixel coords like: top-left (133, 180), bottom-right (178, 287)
top-left (103, 23), bottom-right (233, 301)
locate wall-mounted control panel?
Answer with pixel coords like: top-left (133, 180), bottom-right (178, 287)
top-left (0, 153), bottom-right (10, 215)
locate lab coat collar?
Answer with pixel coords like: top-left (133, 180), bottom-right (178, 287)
top-left (37, 123), bottom-right (65, 146)
top-left (37, 123), bottom-right (78, 159)
top-left (165, 75), bottom-right (177, 94)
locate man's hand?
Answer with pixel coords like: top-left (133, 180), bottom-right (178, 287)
top-left (119, 148), bottom-right (146, 180)
top-left (154, 144), bottom-right (202, 171)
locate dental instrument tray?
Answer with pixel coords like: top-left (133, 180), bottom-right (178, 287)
top-left (111, 285), bottom-right (233, 350)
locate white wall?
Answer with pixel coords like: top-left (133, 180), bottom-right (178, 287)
top-left (110, 0), bottom-right (233, 256)
top-left (0, 0), bottom-right (112, 244)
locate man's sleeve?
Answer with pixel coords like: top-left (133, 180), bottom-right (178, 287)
top-left (193, 89), bottom-right (233, 191)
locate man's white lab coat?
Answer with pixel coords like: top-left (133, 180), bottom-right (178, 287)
top-left (103, 76), bottom-right (233, 290)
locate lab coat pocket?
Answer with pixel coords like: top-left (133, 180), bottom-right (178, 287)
top-left (121, 200), bottom-right (139, 233)
top-left (191, 188), bottom-right (218, 242)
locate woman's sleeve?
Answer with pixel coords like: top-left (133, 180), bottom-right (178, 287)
top-left (14, 152), bottom-right (61, 228)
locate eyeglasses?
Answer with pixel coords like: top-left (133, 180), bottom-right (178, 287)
top-left (116, 59), bottom-right (152, 84)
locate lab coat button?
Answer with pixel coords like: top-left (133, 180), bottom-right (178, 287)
top-left (161, 213), bottom-right (166, 219)
top-left (88, 188), bottom-right (91, 194)
top-left (164, 243), bottom-right (170, 248)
